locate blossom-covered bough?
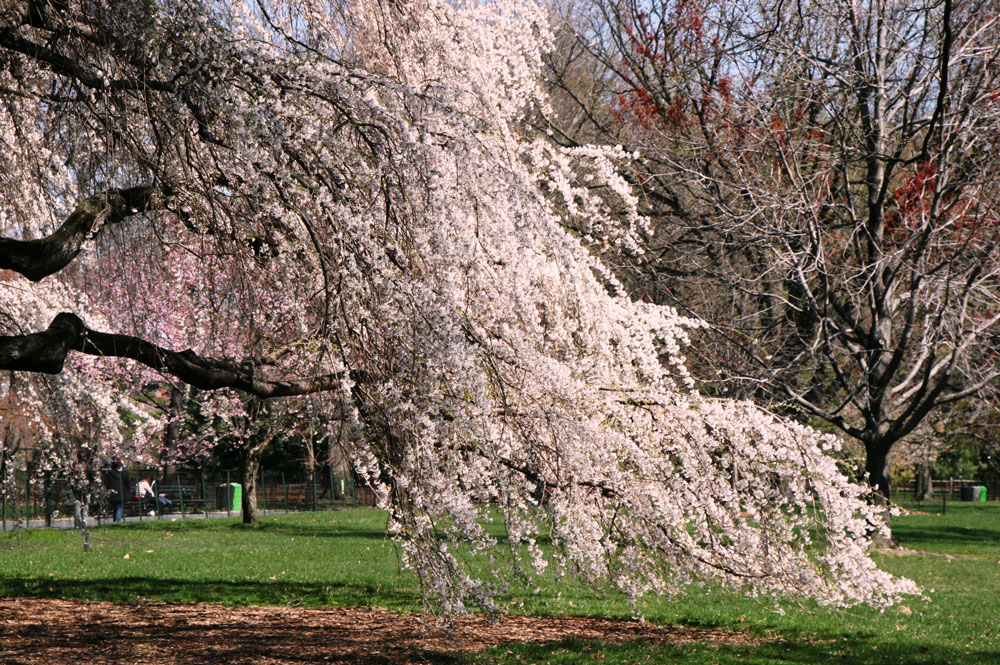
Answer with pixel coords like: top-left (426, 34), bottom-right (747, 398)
top-left (0, 0), bottom-right (915, 611)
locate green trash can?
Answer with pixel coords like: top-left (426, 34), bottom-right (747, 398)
top-left (978, 485), bottom-right (988, 503)
top-left (217, 483), bottom-right (242, 512)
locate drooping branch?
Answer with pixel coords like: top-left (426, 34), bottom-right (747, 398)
top-left (0, 313), bottom-right (349, 398)
top-left (0, 2), bottom-right (175, 93)
top-left (0, 186), bottom-right (157, 281)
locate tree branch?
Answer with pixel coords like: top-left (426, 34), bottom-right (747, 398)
top-left (0, 312), bottom-right (84, 373)
top-left (0, 313), bottom-right (349, 398)
top-left (0, 186), bottom-right (157, 281)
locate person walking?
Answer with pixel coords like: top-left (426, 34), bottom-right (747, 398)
top-left (103, 460), bottom-right (131, 523)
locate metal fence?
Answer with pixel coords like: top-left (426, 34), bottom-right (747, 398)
top-left (1, 466), bottom-right (378, 530)
top-left (894, 478), bottom-right (995, 499)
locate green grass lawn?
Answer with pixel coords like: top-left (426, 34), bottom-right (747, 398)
top-left (1, 505), bottom-right (999, 664)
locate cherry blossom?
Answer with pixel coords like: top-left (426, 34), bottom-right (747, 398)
top-left (0, 0), bottom-right (915, 610)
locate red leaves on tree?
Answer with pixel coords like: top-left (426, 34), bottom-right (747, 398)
top-left (612, 1), bottom-right (732, 131)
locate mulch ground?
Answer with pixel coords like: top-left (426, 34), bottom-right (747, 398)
top-left (0, 597), bottom-right (764, 664)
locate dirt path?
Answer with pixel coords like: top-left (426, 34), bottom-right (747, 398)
top-left (0, 597), bottom-right (763, 664)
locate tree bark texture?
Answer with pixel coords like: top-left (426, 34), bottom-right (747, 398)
top-left (239, 446), bottom-right (264, 525)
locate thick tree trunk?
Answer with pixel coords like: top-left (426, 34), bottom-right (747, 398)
top-left (865, 446), bottom-right (891, 502)
top-left (864, 442), bottom-right (896, 547)
top-left (239, 446), bottom-right (264, 525)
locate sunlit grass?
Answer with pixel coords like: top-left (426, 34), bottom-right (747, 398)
top-left (1, 504), bottom-right (999, 664)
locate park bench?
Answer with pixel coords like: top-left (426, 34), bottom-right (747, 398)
top-left (129, 484), bottom-right (211, 516)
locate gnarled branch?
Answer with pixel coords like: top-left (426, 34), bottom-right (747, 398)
top-left (0, 312), bottom-right (84, 373)
top-left (0, 186), bottom-right (157, 281)
top-left (0, 313), bottom-right (348, 398)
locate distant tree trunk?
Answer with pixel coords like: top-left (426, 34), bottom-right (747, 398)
top-left (161, 386), bottom-right (186, 483)
top-left (72, 493), bottom-right (88, 528)
top-left (914, 463), bottom-right (935, 502)
top-left (43, 470), bottom-right (52, 527)
top-left (71, 459), bottom-right (91, 529)
top-left (329, 422), bottom-right (354, 500)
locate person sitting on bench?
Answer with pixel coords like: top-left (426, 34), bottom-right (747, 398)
top-left (138, 476), bottom-right (173, 515)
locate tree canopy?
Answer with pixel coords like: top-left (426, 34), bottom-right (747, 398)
top-left (548, 0), bottom-right (1000, 510)
top-left (0, 0), bottom-right (915, 612)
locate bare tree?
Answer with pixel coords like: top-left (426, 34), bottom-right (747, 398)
top-left (551, 0), bottom-right (1000, 516)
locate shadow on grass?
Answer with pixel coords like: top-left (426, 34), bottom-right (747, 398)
top-left (474, 635), bottom-right (1000, 665)
top-left (893, 524), bottom-right (1000, 547)
top-left (0, 575), bottom-right (419, 610)
top-left (247, 521), bottom-right (392, 541)
top-left (88, 514), bottom-right (394, 542)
